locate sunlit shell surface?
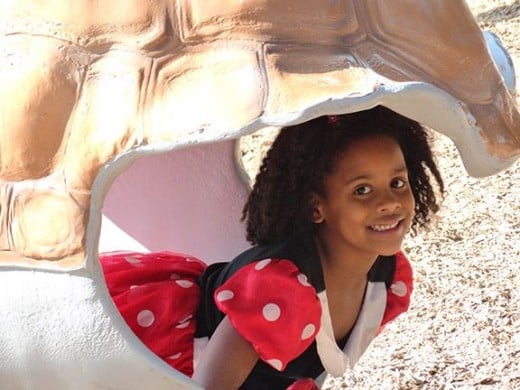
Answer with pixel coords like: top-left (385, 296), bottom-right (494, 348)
top-left (0, 1), bottom-right (518, 388)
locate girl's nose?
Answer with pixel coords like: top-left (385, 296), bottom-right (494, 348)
top-left (377, 192), bottom-right (401, 213)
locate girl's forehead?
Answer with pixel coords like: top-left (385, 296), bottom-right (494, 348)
top-left (335, 135), bottom-right (405, 171)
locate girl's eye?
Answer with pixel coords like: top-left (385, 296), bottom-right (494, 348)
top-left (354, 185), bottom-right (372, 195)
top-left (392, 178), bottom-right (407, 188)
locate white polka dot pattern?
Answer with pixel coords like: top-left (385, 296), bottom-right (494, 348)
top-left (267, 359), bottom-right (283, 371)
top-left (216, 290), bottom-right (234, 302)
top-left (137, 309), bottom-right (155, 327)
top-left (255, 259), bottom-right (272, 270)
top-left (262, 303), bottom-right (281, 321)
top-left (176, 321), bottom-right (190, 329)
top-left (390, 281), bottom-right (407, 297)
top-left (176, 314), bottom-right (192, 329)
top-left (297, 273), bottom-right (311, 287)
top-left (300, 324), bottom-right (316, 340)
top-left (178, 314), bottom-right (192, 323)
top-left (175, 280), bottom-right (193, 288)
top-left (124, 255), bottom-right (141, 265)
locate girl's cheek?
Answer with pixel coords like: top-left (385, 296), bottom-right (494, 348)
top-left (406, 189), bottom-right (415, 207)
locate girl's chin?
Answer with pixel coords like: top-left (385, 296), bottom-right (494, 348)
top-left (373, 241), bottom-right (405, 257)
top-left (377, 248), bottom-right (403, 257)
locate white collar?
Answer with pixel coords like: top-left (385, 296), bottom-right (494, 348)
top-left (315, 281), bottom-right (387, 377)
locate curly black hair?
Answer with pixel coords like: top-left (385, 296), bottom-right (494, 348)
top-left (242, 105), bottom-right (445, 245)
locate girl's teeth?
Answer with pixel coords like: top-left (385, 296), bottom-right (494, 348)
top-left (371, 221), bottom-right (399, 231)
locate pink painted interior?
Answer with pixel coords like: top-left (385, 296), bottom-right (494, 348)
top-left (100, 140), bottom-right (251, 264)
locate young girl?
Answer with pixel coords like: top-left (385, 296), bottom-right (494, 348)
top-left (101, 105), bottom-right (444, 389)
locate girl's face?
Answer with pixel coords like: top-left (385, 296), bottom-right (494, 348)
top-left (312, 135), bottom-right (415, 261)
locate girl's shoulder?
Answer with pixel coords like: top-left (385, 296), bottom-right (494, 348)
top-left (196, 233), bottom-right (323, 337)
top-left (213, 256), bottom-right (322, 372)
top-left (377, 251), bottom-right (413, 327)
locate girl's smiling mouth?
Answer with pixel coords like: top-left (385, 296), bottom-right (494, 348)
top-left (368, 218), bottom-right (405, 233)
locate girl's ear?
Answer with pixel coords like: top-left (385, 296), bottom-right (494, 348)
top-left (310, 193), bottom-right (324, 224)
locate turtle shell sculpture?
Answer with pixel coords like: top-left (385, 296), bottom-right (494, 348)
top-left (0, 0), bottom-right (519, 388)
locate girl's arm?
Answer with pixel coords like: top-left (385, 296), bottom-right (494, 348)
top-left (193, 315), bottom-right (259, 390)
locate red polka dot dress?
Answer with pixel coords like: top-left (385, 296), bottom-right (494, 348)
top-left (100, 232), bottom-right (413, 389)
top-left (100, 251), bottom-right (205, 376)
